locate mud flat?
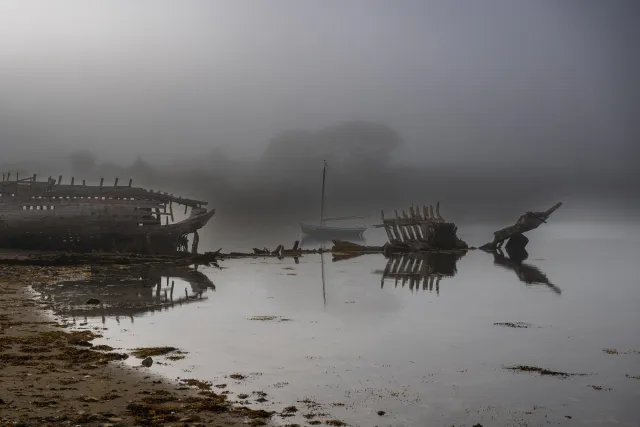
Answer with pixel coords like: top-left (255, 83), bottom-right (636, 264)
top-left (0, 265), bottom-right (273, 426)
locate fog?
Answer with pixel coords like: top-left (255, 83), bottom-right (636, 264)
top-left (1, 0), bottom-right (638, 224)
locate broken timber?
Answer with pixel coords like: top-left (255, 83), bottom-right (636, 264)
top-left (479, 202), bottom-right (562, 251)
top-left (378, 203), bottom-right (468, 253)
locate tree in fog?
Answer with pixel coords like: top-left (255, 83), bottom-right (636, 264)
top-left (262, 121), bottom-right (403, 172)
top-left (68, 150), bottom-right (97, 176)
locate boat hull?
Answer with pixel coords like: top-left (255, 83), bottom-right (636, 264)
top-left (300, 222), bottom-right (366, 240)
top-left (0, 177), bottom-right (214, 253)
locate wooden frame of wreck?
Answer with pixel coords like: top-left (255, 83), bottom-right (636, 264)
top-left (0, 174), bottom-right (214, 254)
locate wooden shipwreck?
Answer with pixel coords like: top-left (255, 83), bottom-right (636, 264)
top-left (479, 202), bottom-right (562, 251)
top-left (378, 203), bottom-right (468, 253)
top-left (0, 174), bottom-right (214, 254)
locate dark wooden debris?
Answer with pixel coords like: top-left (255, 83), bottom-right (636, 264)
top-left (479, 202), bottom-right (562, 251)
top-left (378, 203), bottom-right (468, 251)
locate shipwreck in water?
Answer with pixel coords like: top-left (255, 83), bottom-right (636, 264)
top-left (0, 174), bottom-right (214, 254)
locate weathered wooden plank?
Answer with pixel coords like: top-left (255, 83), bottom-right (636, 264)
top-left (1, 182), bottom-right (207, 207)
top-left (480, 202), bottom-right (563, 250)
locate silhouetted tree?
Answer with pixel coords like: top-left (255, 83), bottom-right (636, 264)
top-left (262, 121), bottom-right (402, 171)
top-left (68, 150), bottom-right (97, 175)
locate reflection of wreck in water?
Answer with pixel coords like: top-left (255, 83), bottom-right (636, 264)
top-left (33, 264), bottom-right (216, 323)
top-left (375, 252), bottom-right (465, 294)
top-left (492, 247), bottom-right (561, 294)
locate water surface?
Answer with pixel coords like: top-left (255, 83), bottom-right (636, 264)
top-left (34, 223), bottom-right (640, 426)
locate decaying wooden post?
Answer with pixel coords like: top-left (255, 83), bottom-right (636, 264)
top-left (480, 202), bottom-right (563, 251)
top-left (191, 230), bottom-right (200, 254)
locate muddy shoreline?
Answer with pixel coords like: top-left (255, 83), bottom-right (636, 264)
top-left (0, 265), bottom-right (279, 427)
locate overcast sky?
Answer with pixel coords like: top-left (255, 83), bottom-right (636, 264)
top-left (0, 0), bottom-right (637, 174)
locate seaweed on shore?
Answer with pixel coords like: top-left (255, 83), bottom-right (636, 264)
top-left (180, 378), bottom-right (213, 390)
top-left (603, 348), bottom-right (640, 355)
top-left (130, 346), bottom-right (180, 358)
top-left (504, 365), bottom-right (585, 377)
top-left (588, 385), bottom-right (613, 391)
top-left (494, 322), bottom-right (531, 328)
top-left (248, 316), bottom-right (292, 322)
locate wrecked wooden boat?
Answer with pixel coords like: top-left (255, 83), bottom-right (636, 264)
top-left (0, 174), bottom-right (214, 254)
top-left (479, 202), bottom-right (562, 251)
top-left (378, 203), bottom-right (468, 253)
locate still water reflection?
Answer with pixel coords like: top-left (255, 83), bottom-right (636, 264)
top-left (32, 226), bottom-right (640, 427)
top-left (34, 265), bottom-right (216, 324)
top-left (376, 252), bottom-right (465, 294)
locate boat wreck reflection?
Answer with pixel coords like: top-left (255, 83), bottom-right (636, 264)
top-left (492, 247), bottom-right (561, 294)
top-left (376, 252), bottom-right (465, 294)
top-left (33, 264), bottom-right (216, 322)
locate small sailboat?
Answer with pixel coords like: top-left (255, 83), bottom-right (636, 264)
top-left (300, 161), bottom-right (367, 240)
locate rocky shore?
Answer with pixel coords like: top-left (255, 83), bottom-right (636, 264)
top-left (0, 265), bottom-right (275, 427)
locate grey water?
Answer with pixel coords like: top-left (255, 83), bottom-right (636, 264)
top-left (34, 222), bottom-right (640, 426)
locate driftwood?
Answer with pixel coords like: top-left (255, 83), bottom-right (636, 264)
top-left (331, 239), bottom-right (468, 260)
top-left (332, 240), bottom-right (384, 253)
top-left (227, 241), bottom-right (330, 259)
top-left (480, 202), bottom-right (562, 251)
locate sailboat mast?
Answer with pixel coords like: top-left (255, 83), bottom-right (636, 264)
top-left (320, 161), bottom-right (327, 226)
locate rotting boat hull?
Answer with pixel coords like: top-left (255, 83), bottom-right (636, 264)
top-left (0, 175), bottom-right (214, 254)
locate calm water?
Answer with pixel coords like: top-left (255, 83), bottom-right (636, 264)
top-left (34, 222), bottom-right (640, 426)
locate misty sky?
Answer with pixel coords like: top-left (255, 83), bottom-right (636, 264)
top-left (0, 0), bottom-right (638, 174)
